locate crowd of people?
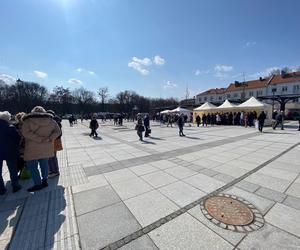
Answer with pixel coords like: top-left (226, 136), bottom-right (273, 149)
top-left (0, 106), bottom-right (62, 195)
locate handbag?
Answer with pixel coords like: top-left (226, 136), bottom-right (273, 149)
top-left (54, 138), bottom-right (63, 152)
top-left (147, 128), bottom-right (151, 134)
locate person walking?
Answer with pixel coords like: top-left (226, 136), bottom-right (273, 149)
top-left (0, 111), bottom-right (22, 195)
top-left (257, 111), bottom-right (266, 132)
top-left (196, 115), bottom-right (201, 127)
top-left (178, 114), bottom-right (185, 136)
top-left (202, 114), bottom-right (207, 126)
top-left (135, 114), bottom-right (145, 141)
top-left (47, 110), bottom-right (63, 178)
top-left (89, 115), bottom-right (99, 137)
top-left (22, 106), bottom-right (61, 192)
top-left (273, 111), bottom-right (284, 130)
top-left (144, 114), bottom-right (151, 137)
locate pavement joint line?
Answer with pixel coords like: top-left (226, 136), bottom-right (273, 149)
top-left (100, 141), bottom-right (300, 250)
top-left (85, 131), bottom-right (262, 177)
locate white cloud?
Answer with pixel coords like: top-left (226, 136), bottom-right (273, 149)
top-left (76, 68), bottom-right (83, 72)
top-left (128, 61), bottom-right (150, 75)
top-left (88, 71), bottom-right (95, 75)
top-left (132, 57), bottom-right (152, 66)
top-left (128, 55), bottom-right (165, 75)
top-left (154, 55), bottom-right (165, 65)
top-left (195, 69), bottom-right (210, 76)
top-left (0, 74), bottom-right (16, 85)
top-left (245, 41), bottom-right (257, 48)
top-left (34, 70), bottom-right (48, 79)
top-left (214, 64), bottom-right (234, 78)
top-left (68, 78), bottom-right (83, 84)
top-left (163, 81), bottom-right (178, 89)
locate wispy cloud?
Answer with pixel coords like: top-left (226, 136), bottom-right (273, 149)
top-left (34, 70), bottom-right (48, 79)
top-left (244, 41), bottom-right (257, 48)
top-left (163, 80), bottom-right (178, 89)
top-left (154, 55), bottom-right (165, 65)
top-left (128, 55), bottom-right (166, 75)
top-left (195, 69), bottom-right (210, 76)
top-left (68, 78), bottom-right (83, 84)
top-left (76, 68), bottom-right (96, 75)
top-left (0, 74), bottom-right (16, 85)
top-left (214, 64), bottom-right (233, 78)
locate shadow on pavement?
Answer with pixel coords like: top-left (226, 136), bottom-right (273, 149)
top-left (149, 136), bottom-right (164, 140)
top-left (141, 140), bottom-right (156, 145)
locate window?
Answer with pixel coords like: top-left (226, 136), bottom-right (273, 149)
top-left (218, 96), bottom-right (222, 100)
top-left (210, 96), bottom-right (214, 101)
top-left (233, 93), bottom-right (238, 98)
top-left (204, 97), bottom-right (207, 101)
top-left (248, 91), bottom-right (253, 97)
top-left (282, 86), bottom-right (288, 92)
top-left (198, 97), bottom-right (202, 102)
top-left (256, 90), bottom-right (263, 96)
top-left (226, 94), bottom-right (231, 98)
top-left (293, 85), bottom-right (300, 93)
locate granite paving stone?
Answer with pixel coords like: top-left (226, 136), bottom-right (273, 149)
top-left (265, 203), bottom-right (300, 237)
top-left (158, 181), bottom-right (206, 207)
top-left (74, 185), bottom-right (120, 215)
top-left (184, 173), bottom-right (225, 193)
top-left (124, 190), bottom-right (179, 227)
top-left (283, 195), bottom-right (300, 211)
top-left (77, 202), bottom-right (141, 250)
top-left (119, 235), bottom-right (159, 250)
top-left (255, 187), bottom-right (287, 202)
top-left (111, 177), bottom-right (154, 200)
top-left (141, 171), bottom-right (178, 188)
top-left (148, 213), bottom-right (233, 250)
top-left (285, 182), bottom-right (300, 199)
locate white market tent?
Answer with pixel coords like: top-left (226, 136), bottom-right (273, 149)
top-left (238, 96), bottom-right (272, 119)
top-left (160, 109), bottom-right (171, 114)
top-left (217, 99), bottom-right (238, 110)
top-left (238, 96), bottom-right (271, 109)
top-left (170, 107), bottom-right (191, 114)
top-left (193, 102), bottom-right (217, 111)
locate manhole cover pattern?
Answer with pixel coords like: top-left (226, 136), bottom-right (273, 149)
top-left (201, 194), bottom-right (264, 232)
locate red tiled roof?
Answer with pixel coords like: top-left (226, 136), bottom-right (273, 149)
top-left (197, 88), bottom-right (226, 96)
top-left (268, 72), bottom-right (300, 85)
top-left (226, 78), bottom-right (269, 92)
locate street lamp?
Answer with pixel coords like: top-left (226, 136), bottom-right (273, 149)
top-left (271, 88), bottom-right (277, 114)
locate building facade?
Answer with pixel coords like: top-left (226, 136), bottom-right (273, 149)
top-left (195, 72), bottom-right (300, 112)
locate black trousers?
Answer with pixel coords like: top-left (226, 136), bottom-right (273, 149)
top-left (258, 121), bottom-right (264, 132)
top-left (90, 129), bottom-right (98, 137)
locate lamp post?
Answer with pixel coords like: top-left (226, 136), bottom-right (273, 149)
top-left (132, 105), bottom-right (138, 121)
top-left (271, 88), bottom-right (277, 114)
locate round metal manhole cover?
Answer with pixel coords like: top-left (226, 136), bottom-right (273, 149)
top-left (200, 194), bottom-right (264, 232)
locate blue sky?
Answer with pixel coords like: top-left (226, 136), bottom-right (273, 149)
top-left (0, 0), bottom-right (299, 99)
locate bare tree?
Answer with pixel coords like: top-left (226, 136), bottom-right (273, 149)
top-left (98, 87), bottom-right (109, 105)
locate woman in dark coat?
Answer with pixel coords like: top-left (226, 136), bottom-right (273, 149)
top-left (136, 114), bottom-right (144, 141)
top-left (0, 111), bottom-right (22, 195)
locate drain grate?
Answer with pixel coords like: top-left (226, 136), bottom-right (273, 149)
top-left (200, 194), bottom-right (264, 232)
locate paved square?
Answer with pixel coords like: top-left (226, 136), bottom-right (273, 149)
top-left (1, 120), bottom-right (300, 249)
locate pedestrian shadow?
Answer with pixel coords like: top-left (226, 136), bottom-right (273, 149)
top-left (93, 136), bottom-right (102, 140)
top-left (184, 136), bottom-right (201, 140)
top-left (149, 136), bottom-right (164, 140)
top-left (2, 178), bottom-right (66, 249)
top-left (141, 140), bottom-right (156, 145)
top-left (82, 132), bottom-right (91, 136)
top-left (263, 131), bottom-right (295, 135)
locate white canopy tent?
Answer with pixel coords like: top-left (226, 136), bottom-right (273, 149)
top-left (217, 99), bottom-right (238, 111)
top-left (170, 107), bottom-right (191, 113)
top-left (193, 102), bottom-right (217, 111)
top-left (238, 96), bottom-right (272, 119)
top-left (160, 109), bottom-right (171, 114)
